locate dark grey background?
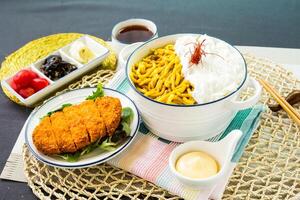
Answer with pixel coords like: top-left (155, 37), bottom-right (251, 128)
top-left (0, 0), bottom-right (299, 199)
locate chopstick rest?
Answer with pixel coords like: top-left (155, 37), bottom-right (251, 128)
top-left (269, 90), bottom-right (300, 112)
top-left (259, 79), bottom-right (300, 126)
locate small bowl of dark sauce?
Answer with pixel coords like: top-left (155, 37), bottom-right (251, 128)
top-left (112, 18), bottom-right (157, 53)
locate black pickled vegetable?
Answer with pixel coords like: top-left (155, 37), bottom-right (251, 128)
top-left (40, 55), bottom-right (77, 81)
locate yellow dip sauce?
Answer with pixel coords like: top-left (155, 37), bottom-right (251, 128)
top-left (175, 151), bottom-right (219, 179)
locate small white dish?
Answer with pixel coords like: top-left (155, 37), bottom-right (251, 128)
top-left (60, 35), bottom-right (109, 65)
top-left (25, 87), bottom-right (140, 168)
top-left (1, 35), bottom-right (109, 107)
top-left (111, 18), bottom-right (158, 53)
top-left (169, 130), bottom-right (242, 188)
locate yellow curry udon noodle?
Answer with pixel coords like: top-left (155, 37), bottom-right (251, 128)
top-left (130, 44), bottom-right (196, 105)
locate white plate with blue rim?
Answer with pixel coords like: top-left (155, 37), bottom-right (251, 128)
top-left (25, 86), bottom-right (140, 168)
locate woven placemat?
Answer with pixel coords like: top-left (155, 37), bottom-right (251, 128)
top-left (21, 54), bottom-right (300, 200)
top-left (2, 35), bottom-right (299, 199)
top-left (0, 33), bottom-right (117, 105)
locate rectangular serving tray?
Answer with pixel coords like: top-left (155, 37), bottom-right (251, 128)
top-left (1, 35), bottom-right (109, 106)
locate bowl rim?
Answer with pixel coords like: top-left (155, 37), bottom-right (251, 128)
top-left (25, 87), bottom-right (141, 168)
top-left (125, 33), bottom-right (248, 107)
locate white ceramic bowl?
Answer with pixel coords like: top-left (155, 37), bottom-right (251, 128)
top-left (126, 34), bottom-right (262, 142)
top-left (169, 130), bottom-right (242, 188)
top-left (25, 87), bottom-right (140, 168)
top-left (111, 18), bottom-right (158, 53)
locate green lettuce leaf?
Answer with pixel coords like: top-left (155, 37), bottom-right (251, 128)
top-left (57, 151), bottom-right (80, 162)
top-left (121, 121), bottom-right (131, 135)
top-left (121, 107), bottom-right (133, 136)
top-left (80, 140), bottom-right (100, 156)
top-left (86, 83), bottom-right (104, 100)
top-left (121, 107), bottom-right (134, 124)
top-left (99, 138), bottom-right (117, 151)
top-left (44, 103), bottom-right (73, 118)
top-left (61, 103), bottom-right (72, 109)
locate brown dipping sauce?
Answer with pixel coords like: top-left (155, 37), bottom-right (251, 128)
top-left (116, 25), bottom-right (153, 44)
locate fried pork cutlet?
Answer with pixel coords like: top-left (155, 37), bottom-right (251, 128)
top-left (63, 105), bottom-right (90, 150)
top-left (96, 96), bottom-right (122, 136)
top-left (32, 116), bottom-right (60, 155)
top-left (50, 112), bottom-right (77, 153)
top-left (78, 100), bottom-right (106, 143)
top-left (33, 96), bottom-right (123, 155)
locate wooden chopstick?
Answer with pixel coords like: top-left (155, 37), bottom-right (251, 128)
top-left (260, 79), bottom-right (300, 118)
top-left (258, 78), bottom-right (300, 126)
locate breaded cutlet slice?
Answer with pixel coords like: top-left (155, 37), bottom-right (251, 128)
top-left (78, 100), bottom-right (106, 143)
top-left (50, 112), bottom-right (77, 153)
top-left (32, 116), bottom-right (61, 154)
top-left (95, 96), bottom-right (122, 136)
top-left (63, 105), bottom-right (90, 150)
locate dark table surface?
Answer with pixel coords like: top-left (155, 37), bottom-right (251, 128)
top-left (0, 0), bottom-right (300, 199)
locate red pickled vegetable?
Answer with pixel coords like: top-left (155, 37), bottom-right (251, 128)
top-left (31, 78), bottom-right (49, 91)
top-left (19, 87), bottom-right (35, 98)
top-left (13, 69), bottom-right (38, 87)
top-left (9, 79), bottom-right (21, 92)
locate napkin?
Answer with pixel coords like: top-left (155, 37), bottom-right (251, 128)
top-left (105, 72), bottom-right (265, 200)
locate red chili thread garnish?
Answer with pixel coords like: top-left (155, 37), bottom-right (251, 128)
top-left (185, 39), bottom-right (224, 67)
